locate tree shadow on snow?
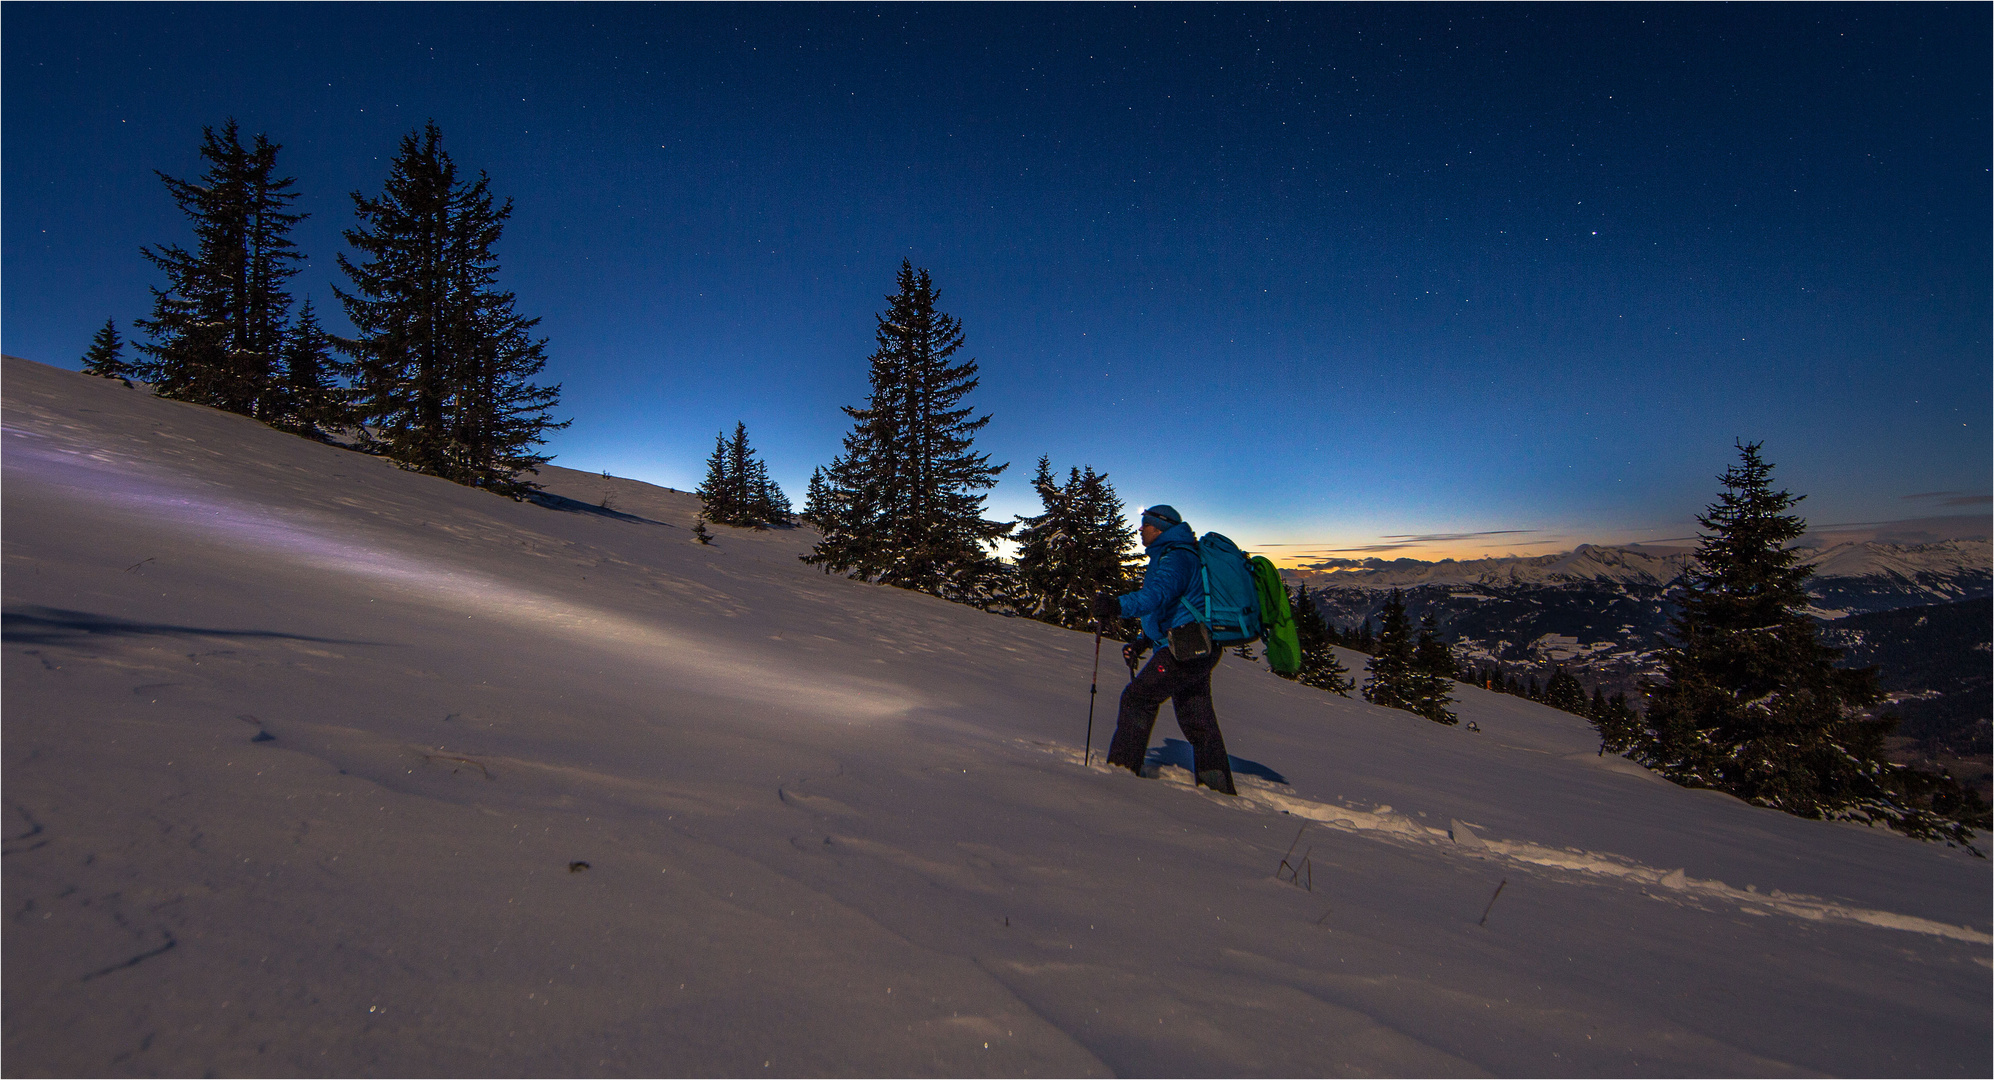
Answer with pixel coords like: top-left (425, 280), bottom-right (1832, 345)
top-left (2, 606), bottom-right (388, 648)
top-left (525, 491), bottom-right (670, 527)
top-left (1145, 738), bottom-right (1287, 785)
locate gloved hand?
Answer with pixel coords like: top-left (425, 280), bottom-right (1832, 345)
top-left (1122, 641), bottom-right (1148, 671)
top-left (1091, 591), bottom-right (1122, 627)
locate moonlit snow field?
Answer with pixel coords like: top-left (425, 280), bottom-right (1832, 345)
top-left (4, 356), bottom-right (1988, 1076)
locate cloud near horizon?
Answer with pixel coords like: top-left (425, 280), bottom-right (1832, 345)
top-left (1260, 529), bottom-right (1557, 556)
top-left (1902, 492), bottom-right (1993, 508)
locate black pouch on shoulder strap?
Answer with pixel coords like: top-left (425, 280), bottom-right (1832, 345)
top-left (1167, 620), bottom-right (1213, 663)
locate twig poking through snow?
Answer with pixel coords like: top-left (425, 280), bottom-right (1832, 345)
top-left (1276, 824), bottom-right (1315, 890)
top-left (1479, 879), bottom-right (1508, 927)
top-left (1277, 823), bottom-right (1307, 869)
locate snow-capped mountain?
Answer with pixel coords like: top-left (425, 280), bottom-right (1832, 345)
top-left (1288, 539), bottom-right (1991, 698)
top-left (1295, 539), bottom-right (1988, 600)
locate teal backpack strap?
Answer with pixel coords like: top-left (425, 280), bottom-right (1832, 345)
top-left (1198, 535), bottom-right (1212, 624)
top-left (1174, 539), bottom-right (1211, 626)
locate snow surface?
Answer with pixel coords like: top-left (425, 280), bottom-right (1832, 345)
top-left (4, 356), bottom-right (1989, 1076)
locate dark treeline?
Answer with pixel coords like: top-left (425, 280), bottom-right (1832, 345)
top-left (1302, 587), bottom-right (1636, 730)
top-left (1461, 662), bottom-right (1637, 735)
top-left (89, 119), bottom-right (566, 497)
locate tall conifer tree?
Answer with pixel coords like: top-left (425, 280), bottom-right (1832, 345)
top-left (1362, 590), bottom-right (1417, 711)
top-left (334, 122), bottom-right (566, 495)
top-left (698, 431), bottom-right (740, 524)
top-left (1633, 442), bottom-right (1986, 845)
top-left (1589, 688), bottom-right (1640, 754)
top-left (274, 298), bottom-right (349, 436)
top-left (699, 423), bottom-right (788, 527)
top-left (800, 466), bottom-right (839, 531)
top-left (1543, 667), bottom-right (1589, 716)
top-left (80, 319), bottom-right (130, 379)
top-left (134, 120), bottom-right (304, 416)
top-left (746, 454), bottom-right (791, 526)
top-left (1288, 584), bottom-right (1354, 695)
top-left (806, 262), bottom-right (1010, 603)
top-left (1408, 612), bottom-right (1459, 724)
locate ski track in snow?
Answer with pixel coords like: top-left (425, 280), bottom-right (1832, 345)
top-left (2, 428), bottom-right (920, 723)
top-left (1028, 742), bottom-right (1994, 946)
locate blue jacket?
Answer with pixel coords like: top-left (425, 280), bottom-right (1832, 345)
top-left (1116, 521), bottom-right (1206, 646)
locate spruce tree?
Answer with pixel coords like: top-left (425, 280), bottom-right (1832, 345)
top-left (134, 120), bottom-right (305, 416)
top-left (726, 424), bottom-right (755, 521)
top-left (1362, 590), bottom-right (1416, 711)
top-left (699, 423), bottom-right (788, 528)
top-left (697, 432), bottom-right (739, 523)
top-left (805, 262), bottom-right (1010, 603)
top-left (334, 122), bottom-right (566, 496)
top-left (1633, 441), bottom-right (1987, 845)
top-left (1289, 583), bottom-right (1354, 695)
top-left (1013, 456), bottom-right (1140, 630)
top-left (1407, 612), bottom-right (1459, 724)
top-left (80, 319), bottom-right (130, 379)
top-left (1589, 688), bottom-right (1641, 754)
top-left (274, 298), bottom-right (349, 436)
top-left (800, 466), bottom-right (839, 531)
top-left (747, 454), bottom-right (792, 526)
top-left (1543, 668), bottom-right (1589, 716)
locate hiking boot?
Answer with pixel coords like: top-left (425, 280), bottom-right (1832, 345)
top-left (1196, 769), bottom-right (1237, 796)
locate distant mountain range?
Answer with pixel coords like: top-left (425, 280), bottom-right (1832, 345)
top-left (1819, 597), bottom-right (1991, 757)
top-left (1286, 538), bottom-right (1992, 707)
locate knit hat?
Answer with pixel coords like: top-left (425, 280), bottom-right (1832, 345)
top-left (1140, 505), bottom-right (1183, 531)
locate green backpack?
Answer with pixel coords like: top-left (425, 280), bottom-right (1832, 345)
top-left (1248, 555), bottom-right (1302, 676)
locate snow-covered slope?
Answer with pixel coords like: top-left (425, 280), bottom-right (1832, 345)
top-left (5, 357), bottom-right (1988, 1076)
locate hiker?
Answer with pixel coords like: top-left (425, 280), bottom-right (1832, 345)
top-left (1091, 505), bottom-right (1238, 795)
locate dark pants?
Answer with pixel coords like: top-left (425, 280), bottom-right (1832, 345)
top-left (1107, 644), bottom-right (1234, 791)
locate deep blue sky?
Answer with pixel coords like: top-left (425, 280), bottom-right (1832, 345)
top-left (6, 4), bottom-right (1988, 561)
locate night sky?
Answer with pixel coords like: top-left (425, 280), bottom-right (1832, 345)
top-left (6, 4), bottom-right (1988, 561)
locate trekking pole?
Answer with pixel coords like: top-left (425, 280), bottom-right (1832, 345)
top-left (1084, 628), bottom-right (1104, 767)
